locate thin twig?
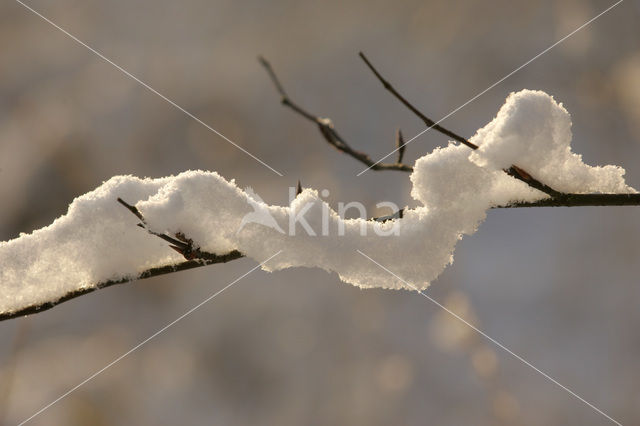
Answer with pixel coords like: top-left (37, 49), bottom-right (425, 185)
top-left (359, 52), bottom-right (478, 150)
top-left (358, 52), bottom-right (561, 197)
top-left (258, 56), bottom-right (413, 172)
top-left (117, 197), bottom-right (222, 259)
top-left (396, 129), bottom-right (406, 164)
top-left (118, 197), bottom-right (247, 263)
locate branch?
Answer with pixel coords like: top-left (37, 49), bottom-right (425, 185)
top-left (5, 55), bottom-right (640, 322)
top-left (0, 250), bottom-right (243, 322)
top-left (258, 56), bottom-right (413, 172)
top-left (358, 52), bottom-right (561, 198)
top-left (0, 200), bottom-right (245, 322)
top-left (496, 193), bottom-right (640, 208)
top-left (358, 52), bottom-right (478, 150)
top-left (264, 53), bottom-right (640, 210)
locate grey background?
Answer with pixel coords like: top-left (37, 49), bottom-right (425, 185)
top-left (1, 0), bottom-right (639, 425)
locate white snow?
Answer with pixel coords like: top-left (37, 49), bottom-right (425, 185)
top-left (1, 90), bottom-right (635, 315)
top-left (469, 90), bottom-right (635, 194)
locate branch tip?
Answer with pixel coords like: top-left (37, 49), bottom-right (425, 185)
top-left (117, 197), bottom-right (144, 222)
top-left (260, 56), bottom-right (413, 172)
top-left (396, 129), bottom-right (406, 164)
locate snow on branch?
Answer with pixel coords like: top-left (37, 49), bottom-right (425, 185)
top-left (1, 59), bottom-right (639, 321)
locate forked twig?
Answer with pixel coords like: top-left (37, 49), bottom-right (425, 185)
top-left (258, 56), bottom-right (413, 172)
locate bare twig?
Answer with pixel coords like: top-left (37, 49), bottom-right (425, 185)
top-left (359, 52), bottom-right (478, 150)
top-left (258, 56), bottom-right (413, 172)
top-left (358, 52), bottom-right (561, 198)
top-left (396, 129), bottom-right (406, 164)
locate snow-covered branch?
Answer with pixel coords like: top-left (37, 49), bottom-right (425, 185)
top-left (0, 250), bottom-right (242, 322)
top-left (1, 59), bottom-right (638, 321)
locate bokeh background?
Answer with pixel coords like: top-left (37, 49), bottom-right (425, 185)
top-left (1, 0), bottom-right (640, 424)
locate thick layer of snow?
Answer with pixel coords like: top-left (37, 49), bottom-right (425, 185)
top-left (470, 90), bottom-right (635, 194)
top-left (1, 90), bottom-right (635, 315)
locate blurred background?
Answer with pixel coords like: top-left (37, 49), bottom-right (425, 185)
top-left (1, 0), bottom-right (640, 424)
